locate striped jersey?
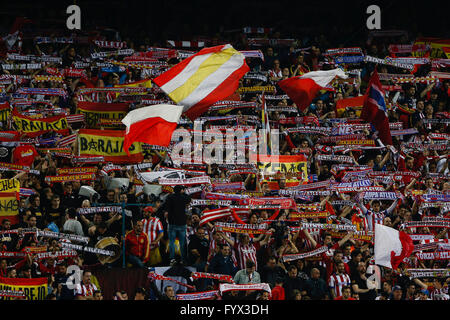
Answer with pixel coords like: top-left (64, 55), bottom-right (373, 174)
top-left (328, 273), bottom-right (351, 297)
top-left (234, 242), bottom-right (258, 270)
top-left (430, 287), bottom-right (449, 300)
top-left (304, 228), bottom-right (322, 250)
top-left (363, 210), bottom-right (387, 232)
top-left (75, 282), bottom-right (98, 297)
top-left (141, 217), bottom-right (163, 249)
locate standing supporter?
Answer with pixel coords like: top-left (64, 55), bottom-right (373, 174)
top-left (163, 185), bottom-right (191, 264)
top-left (141, 206), bottom-right (164, 266)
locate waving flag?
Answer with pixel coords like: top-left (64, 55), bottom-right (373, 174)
top-left (122, 104), bottom-right (184, 154)
top-left (153, 44), bottom-right (249, 120)
top-left (335, 95), bottom-right (365, 117)
top-left (278, 68), bottom-right (348, 111)
top-left (374, 224), bottom-right (413, 269)
top-left (361, 69), bottom-right (393, 145)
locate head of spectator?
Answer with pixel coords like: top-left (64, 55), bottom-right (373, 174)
top-left (93, 290), bottom-right (103, 300)
top-left (341, 286), bottom-right (352, 300)
top-left (310, 268), bottom-right (321, 280)
top-left (134, 287), bottom-right (146, 300)
top-left (164, 285), bottom-right (175, 300)
top-left (28, 214), bottom-right (38, 228)
top-left (392, 285), bottom-right (403, 300)
top-left (245, 259), bottom-right (256, 275)
top-left (134, 220), bottom-right (144, 235)
top-left (220, 243), bottom-right (231, 257)
top-left (287, 265), bottom-right (298, 279)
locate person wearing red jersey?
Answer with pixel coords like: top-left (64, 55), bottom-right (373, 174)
top-left (141, 206), bottom-right (164, 266)
top-left (334, 285), bottom-right (356, 300)
top-left (125, 220), bottom-right (150, 268)
top-left (270, 277), bottom-right (286, 300)
top-left (12, 144), bottom-right (38, 167)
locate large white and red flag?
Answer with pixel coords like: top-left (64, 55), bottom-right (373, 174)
top-left (374, 224), bottom-right (414, 269)
top-left (278, 68), bottom-right (348, 111)
top-left (121, 104), bottom-right (183, 154)
top-left (153, 44), bottom-right (249, 120)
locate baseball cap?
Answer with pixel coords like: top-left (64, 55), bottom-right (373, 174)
top-left (421, 289), bottom-right (429, 295)
top-left (393, 285), bottom-right (402, 292)
top-left (143, 206), bottom-right (154, 213)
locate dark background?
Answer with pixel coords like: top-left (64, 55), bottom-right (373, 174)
top-left (0, 0), bottom-right (448, 47)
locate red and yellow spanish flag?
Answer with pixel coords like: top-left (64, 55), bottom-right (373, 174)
top-left (335, 95), bottom-right (365, 117)
top-left (78, 129), bottom-right (143, 164)
top-left (0, 277), bottom-right (47, 300)
top-left (413, 37), bottom-right (450, 58)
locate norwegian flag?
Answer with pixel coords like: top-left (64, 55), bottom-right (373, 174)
top-left (19, 188), bottom-right (36, 197)
top-left (360, 69), bottom-right (393, 145)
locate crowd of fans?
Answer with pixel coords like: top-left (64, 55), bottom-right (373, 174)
top-left (0, 16), bottom-right (448, 301)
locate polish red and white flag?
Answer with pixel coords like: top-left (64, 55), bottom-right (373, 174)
top-left (374, 224), bottom-right (414, 269)
top-left (278, 68), bottom-right (348, 111)
top-left (121, 104), bottom-right (183, 154)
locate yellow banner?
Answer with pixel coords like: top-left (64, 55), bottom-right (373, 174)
top-left (329, 231), bottom-right (373, 242)
top-left (0, 277), bottom-right (47, 300)
top-left (0, 179), bottom-right (20, 193)
top-left (76, 102), bottom-right (129, 129)
top-left (290, 211), bottom-right (330, 219)
top-left (45, 173), bottom-right (96, 183)
top-left (413, 39), bottom-right (450, 58)
top-left (115, 78), bottom-right (152, 89)
top-left (410, 190), bottom-right (425, 196)
top-left (12, 112), bottom-right (69, 134)
top-left (78, 109), bottom-right (127, 128)
top-left (238, 85), bottom-right (276, 93)
top-left (257, 161), bottom-right (308, 181)
top-left (252, 155), bottom-right (308, 181)
top-left (78, 129), bottom-right (143, 164)
top-left (0, 103), bottom-right (10, 123)
top-left (57, 167), bottom-right (98, 174)
top-left (0, 192), bottom-right (19, 224)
